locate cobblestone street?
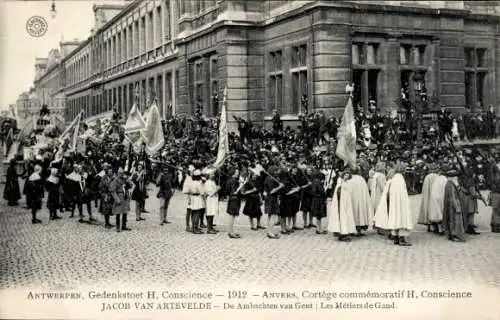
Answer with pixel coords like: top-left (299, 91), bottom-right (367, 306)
top-left (1, 186), bottom-right (499, 290)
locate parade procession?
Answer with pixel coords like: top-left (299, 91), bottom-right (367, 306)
top-left (2, 82), bottom-right (500, 247)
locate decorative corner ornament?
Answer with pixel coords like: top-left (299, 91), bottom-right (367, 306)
top-left (26, 16), bottom-right (48, 38)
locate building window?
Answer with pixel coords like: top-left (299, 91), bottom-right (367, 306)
top-left (117, 33), bottom-right (122, 64)
top-left (180, 0), bottom-right (186, 16)
top-left (157, 74), bottom-right (163, 115)
top-left (164, 1), bottom-right (171, 42)
top-left (148, 11), bottom-right (154, 51)
top-left (210, 57), bottom-right (219, 116)
top-left (352, 42), bottom-right (381, 111)
top-left (166, 72), bottom-right (172, 116)
top-left (122, 30), bottom-right (127, 62)
top-left (129, 83), bottom-right (134, 111)
top-left (140, 17), bottom-right (146, 54)
top-left (134, 21), bottom-right (139, 56)
top-left (464, 47), bottom-right (488, 109)
top-left (399, 43), bottom-right (428, 111)
top-left (194, 61), bottom-right (203, 112)
top-left (156, 6), bottom-right (162, 47)
top-left (291, 45), bottom-right (308, 114)
top-left (267, 50), bottom-right (283, 114)
top-left (127, 25), bottom-right (132, 60)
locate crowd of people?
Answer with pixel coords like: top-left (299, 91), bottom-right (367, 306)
top-left (2, 104), bottom-right (500, 246)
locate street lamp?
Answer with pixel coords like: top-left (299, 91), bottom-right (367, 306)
top-left (50, 0), bottom-right (57, 19)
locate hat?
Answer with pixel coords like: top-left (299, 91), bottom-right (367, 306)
top-left (193, 169), bottom-right (202, 176)
top-left (444, 167), bottom-right (459, 177)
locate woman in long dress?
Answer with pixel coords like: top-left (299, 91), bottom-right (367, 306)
top-left (3, 159), bottom-right (21, 206)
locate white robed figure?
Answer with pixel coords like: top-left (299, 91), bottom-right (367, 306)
top-left (451, 119), bottom-right (460, 141)
top-left (373, 167), bottom-right (413, 246)
top-left (368, 163), bottom-right (387, 211)
top-left (348, 174), bottom-right (373, 234)
top-left (417, 167), bottom-right (439, 227)
top-left (427, 173), bottom-right (448, 232)
top-left (202, 167), bottom-right (220, 234)
top-left (327, 172), bottom-right (357, 241)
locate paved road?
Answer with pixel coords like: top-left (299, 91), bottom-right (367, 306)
top-left (0, 185), bottom-right (499, 290)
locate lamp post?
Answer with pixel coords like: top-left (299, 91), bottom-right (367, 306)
top-left (50, 0), bottom-right (57, 19)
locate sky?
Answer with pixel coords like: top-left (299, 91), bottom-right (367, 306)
top-left (0, 0), bottom-right (122, 111)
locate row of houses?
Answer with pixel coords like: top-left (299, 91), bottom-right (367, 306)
top-left (15, 0), bottom-right (500, 130)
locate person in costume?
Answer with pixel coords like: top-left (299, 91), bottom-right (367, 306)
top-left (327, 167), bottom-right (356, 242)
top-left (263, 165), bottom-right (284, 239)
top-left (182, 165), bottom-right (195, 232)
top-left (4, 158), bottom-right (21, 206)
top-left (156, 163), bottom-right (174, 226)
top-left (300, 166), bottom-right (314, 229)
top-left (110, 167), bottom-right (132, 232)
top-left (187, 169), bottom-right (205, 234)
top-left (98, 163), bottom-right (115, 229)
top-left (348, 169), bottom-right (373, 236)
top-left (241, 168), bottom-right (264, 231)
top-left (373, 163), bottom-right (413, 246)
top-left (417, 164), bottom-right (439, 232)
top-left (458, 172), bottom-right (480, 235)
top-left (368, 162), bottom-right (386, 210)
top-left (202, 167), bottom-right (219, 234)
top-left (427, 166), bottom-right (448, 235)
top-left (442, 166), bottom-right (466, 242)
top-left (131, 163), bottom-right (147, 222)
top-left (66, 165), bottom-right (86, 223)
top-left (225, 168), bottom-right (243, 238)
top-left (311, 170), bottom-right (327, 234)
top-left (24, 165), bottom-right (44, 224)
top-left (489, 162), bottom-right (500, 233)
top-left (46, 167), bottom-right (62, 220)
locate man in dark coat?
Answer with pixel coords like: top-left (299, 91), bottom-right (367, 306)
top-left (156, 164), bottom-right (174, 225)
top-left (4, 158), bottom-right (21, 206)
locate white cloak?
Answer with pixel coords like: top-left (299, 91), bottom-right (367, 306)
top-left (327, 178), bottom-right (357, 235)
top-left (203, 179), bottom-right (219, 217)
top-left (428, 175), bottom-right (448, 223)
top-left (373, 173), bottom-right (413, 230)
top-left (417, 173), bottom-right (438, 225)
top-left (368, 171), bottom-right (387, 212)
top-left (348, 175), bottom-right (374, 228)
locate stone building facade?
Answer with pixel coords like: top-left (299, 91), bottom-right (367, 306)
top-left (26, 0), bottom-right (500, 129)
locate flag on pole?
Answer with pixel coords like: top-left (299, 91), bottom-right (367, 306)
top-left (17, 116), bottom-right (35, 142)
top-left (335, 96), bottom-right (357, 169)
top-left (141, 100), bottom-right (165, 156)
top-left (124, 85), bottom-right (146, 146)
top-left (58, 112), bottom-right (82, 151)
top-left (213, 87), bottom-right (229, 169)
